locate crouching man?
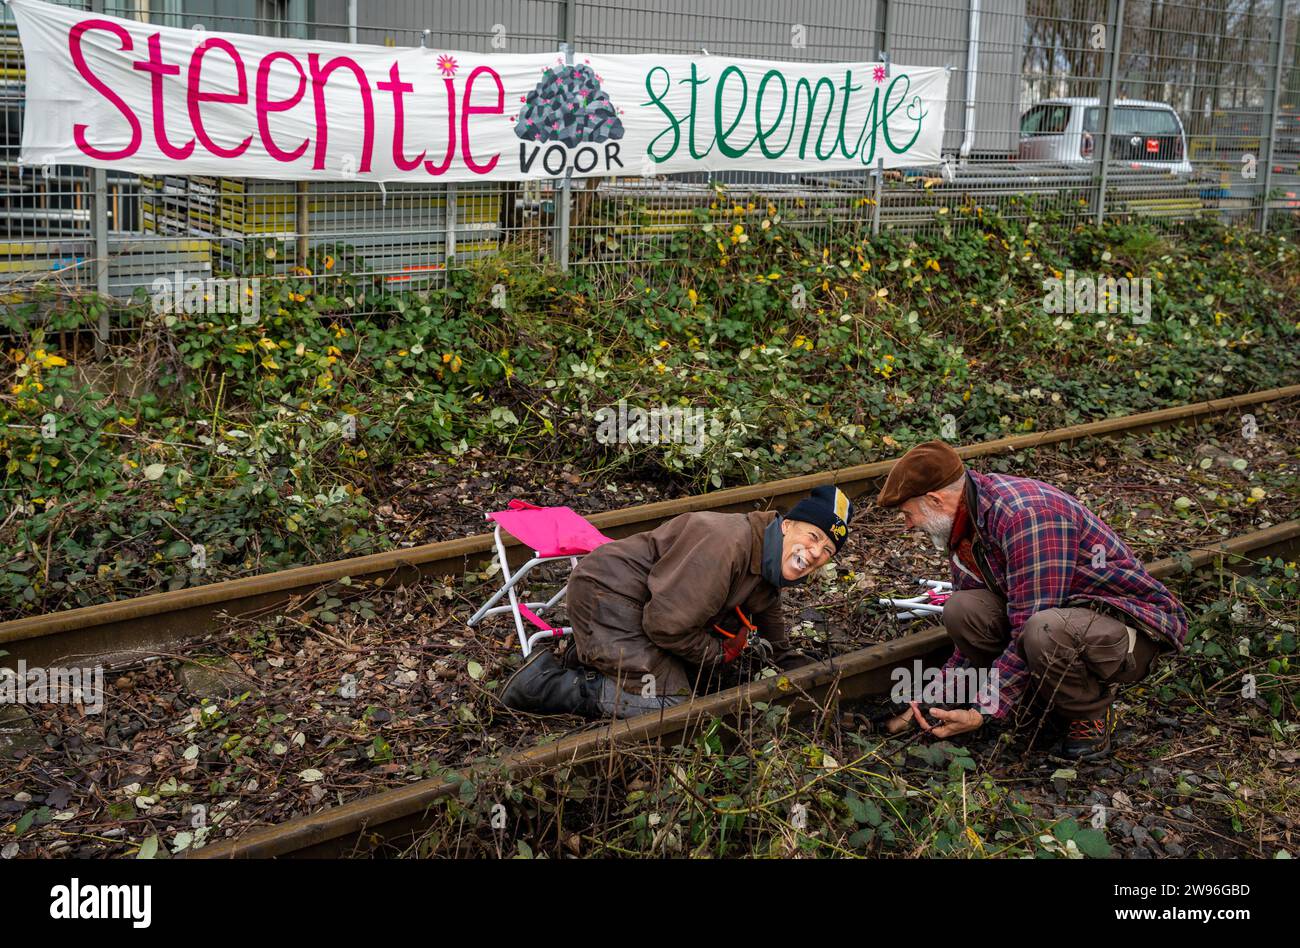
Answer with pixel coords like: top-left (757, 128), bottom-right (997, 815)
top-left (500, 485), bottom-right (853, 718)
top-left (877, 441), bottom-right (1186, 759)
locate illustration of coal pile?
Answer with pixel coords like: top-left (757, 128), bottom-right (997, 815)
top-left (514, 63), bottom-right (624, 146)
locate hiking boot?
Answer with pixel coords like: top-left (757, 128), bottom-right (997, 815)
top-left (499, 647), bottom-right (601, 718)
top-left (1059, 706), bottom-right (1116, 760)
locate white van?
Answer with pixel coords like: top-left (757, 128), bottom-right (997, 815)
top-left (1018, 98), bottom-right (1193, 175)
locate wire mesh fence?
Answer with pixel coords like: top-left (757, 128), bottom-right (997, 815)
top-left (1, 0), bottom-right (1297, 316)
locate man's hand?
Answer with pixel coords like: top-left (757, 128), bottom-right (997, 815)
top-left (928, 707), bottom-right (984, 738)
top-left (879, 704), bottom-right (983, 737)
top-left (720, 627), bottom-right (749, 663)
top-left (881, 709), bottom-right (915, 735)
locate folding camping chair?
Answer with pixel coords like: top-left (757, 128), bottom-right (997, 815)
top-left (467, 500), bottom-right (614, 656)
top-left (878, 579), bottom-right (954, 622)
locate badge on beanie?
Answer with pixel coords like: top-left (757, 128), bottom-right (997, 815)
top-left (831, 487), bottom-right (850, 540)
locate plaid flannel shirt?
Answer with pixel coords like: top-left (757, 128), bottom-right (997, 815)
top-left (944, 470), bottom-right (1187, 719)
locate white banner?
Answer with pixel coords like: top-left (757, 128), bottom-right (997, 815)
top-left (12, 0), bottom-right (948, 183)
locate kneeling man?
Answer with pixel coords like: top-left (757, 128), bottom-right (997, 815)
top-left (501, 485), bottom-right (853, 718)
top-left (877, 441), bottom-right (1186, 759)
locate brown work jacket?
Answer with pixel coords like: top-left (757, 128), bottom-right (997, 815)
top-left (567, 509), bottom-right (789, 695)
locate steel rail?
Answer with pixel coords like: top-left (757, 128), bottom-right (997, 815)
top-left (3, 383), bottom-right (1297, 670)
top-left (195, 519), bottom-right (1300, 858)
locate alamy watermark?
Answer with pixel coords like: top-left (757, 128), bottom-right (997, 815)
top-left (1042, 270), bottom-right (1151, 324)
top-left (0, 661), bottom-right (104, 714)
top-left (150, 269), bottom-right (261, 323)
top-left (889, 660), bottom-right (1000, 714)
top-left (594, 399), bottom-right (716, 456)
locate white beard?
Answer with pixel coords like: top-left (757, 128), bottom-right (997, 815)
top-left (919, 511), bottom-right (955, 552)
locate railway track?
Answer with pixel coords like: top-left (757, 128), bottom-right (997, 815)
top-left (196, 518), bottom-right (1300, 858)
top-left (3, 383), bottom-right (1299, 671)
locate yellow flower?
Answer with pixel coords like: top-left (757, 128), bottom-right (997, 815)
top-left (324, 255), bottom-right (335, 270)
top-left (687, 288), bottom-right (698, 306)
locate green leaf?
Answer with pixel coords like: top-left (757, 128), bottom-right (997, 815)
top-left (844, 793), bottom-right (883, 826)
top-left (848, 827), bottom-right (876, 849)
top-left (137, 835), bottom-right (159, 859)
top-left (1073, 828), bottom-right (1112, 858)
top-left (13, 811), bottom-right (34, 836)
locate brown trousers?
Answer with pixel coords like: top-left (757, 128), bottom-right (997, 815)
top-left (941, 589), bottom-right (1166, 719)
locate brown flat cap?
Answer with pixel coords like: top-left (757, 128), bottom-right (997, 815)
top-left (876, 440), bottom-right (965, 507)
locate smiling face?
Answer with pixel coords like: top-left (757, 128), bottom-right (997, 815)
top-left (780, 518), bottom-right (836, 581)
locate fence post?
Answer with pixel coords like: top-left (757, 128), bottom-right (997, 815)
top-left (1094, 0), bottom-right (1125, 227)
top-left (1258, 0), bottom-right (1287, 234)
top-left (91, 168), bottom-right (109, 356)
top-left (553, 0), bottom-right (578, 271)
top-left (90, 0), bottom-right (108, 356)
top-left (871, 53), bottom-right (889, 236)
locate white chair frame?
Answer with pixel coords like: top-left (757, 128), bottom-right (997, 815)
top-left (878, 579), bottom-right (954, 621)
top-left (467, 521), bottom-right (579, 656)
